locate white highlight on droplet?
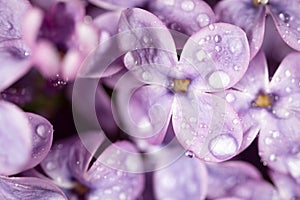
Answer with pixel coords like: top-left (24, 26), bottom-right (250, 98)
top-left (208, 70), bottom-right (230, 89)
top-left (209, 134), bottom-right (238, 159)
top-left (197, 13), bottom-right (210, 27)
top-left (181, 0), bottom-right (195, 11)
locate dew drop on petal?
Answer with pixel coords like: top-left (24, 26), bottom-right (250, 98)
top-left (229, 38), bottom-right (243, 55)
top-left (196, 50), bottom-right (206, 61)
top-left (278, 12), bottom-right (290, 23)
top-left (269, 154), bottom-right (276, 161)
top-left (215, 46), bottom-right (222, 52)
top-left (232, 118), bottom-right (239, 125)
top-left (185, 150), bottom-right (195, 158)
top-left (209, 134), bottom-right (238, 159)
top-left (233, 65), bottom-right (242, 71)
top-left (197, 13), bottom-right (210, 27)
top-left (285, 70), bottom-right (292, 77)
top-left (225, 93), bottom-right (235, 103)
top-left (208, 71), bottom-right (230, 89)
top-left (160, 0), bottom-right (175, 6)
top-left (36, 124), bottom-right (49, 139)
top-left (181, 0), bottom-right (195, 11)
top-left (214, 35), bottom-right (222, 43)
top-left (119, 193), bottom-right (127, 200)
top-left (285, 87), bottom-right (292, 93)
top-left (264, 137), bottom-right (272, 145)
top-left (124, 52), bottom-right (136, 68)
top-left (208, 24), bottom-right (215, 31)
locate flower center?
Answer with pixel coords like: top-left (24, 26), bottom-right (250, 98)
top-left (72, 182), bottom-right (90, 197)
top-left (251, 92), bottom-right (277, 109)
top-left (172, 79), bottom-right (191, 93)
top-left (253, 0), bottom-right (269, 7)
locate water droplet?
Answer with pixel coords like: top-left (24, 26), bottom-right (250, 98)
top-left (142, 71), bottom-right (152, 81)
top-left (214, 35), bottom-right (222, 43)
top-left (233, 65), bottom-right (242, 71)
top-left (286, 87), bottom-right (292, 93)
top-left (269, 154), bottom-right (276, 161)
top-left (197, 13), bottom-right (210, 27)
top-left (181, 0), bottom-right (195, 11)
top-left (264, 137), bottom-right (272, 145)
top-left (208, 70), bottom-right (230, 89)
top-left (161, 0), bottom-right (174, 6)
top-left (215, 46), bottom-right (222, 52)
top-left (229, 38), bottom-right (243, 54)
top-left (36, 124), bottom-right (48, 139)
top-left (196, 49), bottom-right (206, 61)
top-left (189, 117), bottom-right (197, 123)
top-left (278, 12), bottom-right (290, 23)
top-left (185, 150), bottom-right (195, 158)
top-left (209, 134), bottom-right (237, 159)
top-left (199, 123), bottom-right (208, 128)
top-left (232, 118), bottom-right (239, 125)
top-left (76, 161), bottom-right (80, 165)
top-left (285, 70), bottom-right (292, 77)
top-left (225, 93), bottom-right (235, 103)
top-left (208, 24), bottom-right (215, 31)
top-left (271, 130), bottom-right (280, 138)
top-left (143, 36), bottom-right (149, 43)
top-left (124, 52), bottom-right (136, 68)
top-left (46, 162), bottom-right (56, 170)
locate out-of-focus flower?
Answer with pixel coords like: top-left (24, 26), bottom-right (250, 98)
top-left (87, 0), bottom-right (148, 10)
top-left (152, 146), bottom-right (208, 200)
top-left (40, 132), bottom-right (145, 199)
top-left (115, 8), bottom-right (250, 162)
top-left (148, 0), bottom-right (216, 35)
top-left (215, 0), bottom-right (300, 59)
top-left (270, 170), bottom-right (300, 200)
top-left (0, 0), bottom-right (32, 91)
top-left (218, 51), bottom-right (300, 181)
top-left (0, 101), bottom-right (53, 176)
top-left (206, 161), bottom-right (280, 199)
top-left (0, 176), bottom-right (68, 199)
top-left (23, 0), bottom-right (98, 81)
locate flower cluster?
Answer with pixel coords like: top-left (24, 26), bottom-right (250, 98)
top-left (1, 0), bottom-right (300, 199)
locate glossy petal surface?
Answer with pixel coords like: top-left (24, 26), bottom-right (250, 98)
top-left (88, 0), bottom-right (148, 10)
top-left (24, 113), bottom-right (53, 170)
top-left (0, 101), bottom-right (31, 175)
top-left (269, 0), bottom-right (300, 52)
top-left (149, 0), bottom-right (216, 35)
top-left (172, 92), bottom-right (243, 162)
top-left (215, 0), bottom-right (266, 59)
top-left (180, 23), bottom-right (250, 91)
top-left (0, 176), bottom-right (67, 200)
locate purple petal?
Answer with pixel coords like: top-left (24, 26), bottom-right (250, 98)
top-left (206, 161), bottom-right (263, 199)
top-left (269, 1), bottom-right (300, 51)
top-left (41, 132), bottom-right (104, 187)
top-left (114, 79), bottom-right (174, 144)
top-left (149, 0), bottom-right (216, 35)
top-left (270, 52), bottom-right (300, 98)
top-left (118, 8), bottom-right (178, 85)
top-left (270, 170), bottom-right (300, 200)
top-left (23, 113), bottom-right (53, 170)
top-left (88, 0), bottom-right (148, 10)
top-left (0, 101), bottom-right (32, 175)
top-left (86, 141), bottom-right (145, 200)
top-left (259, 114), bottom-right (300, 182)
top-left (153, 152), bottom-right (208, 200)
top-left (180, 23), bottom-right (250, 91)
top-left (217, 90), bottom-right (261, 153)
top-left (172, 92), bottom-right (243, 162)
top-left (0, 176), bottom-right (67, 200)
top-left (234, 51), bottom-right (269, 95)
top-left (214, 0), bottom-right (266, 59)
top-left (0, 0), bottom-right (32, 91)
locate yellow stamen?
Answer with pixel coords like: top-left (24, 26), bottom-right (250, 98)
top-left (253, 0), bottom-right (268, 7)
top-left (254, 93), bottom-right (272, 108)
top-left (173, 79), bottom-right (191, 93)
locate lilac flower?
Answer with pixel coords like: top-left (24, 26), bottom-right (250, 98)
top-left (0, 101), bottom-right (53, 176)
top-left (148, 0), bottom-right (216, 35)
top-left (215, 0), bottom-right (300, 59)
top-left (206, 161), bottom-right (279, 199)
top-left (0, 176), bottom-right (68, 199)
top-left (23, 0), bottom-right (98, 80)
top-left (0, 0), bottom-right (32, 91)
top-left (115, 8), bottom-right (250, 162)
top-left (218, 51), bottom-right (300, 180)
top-left (40, 132), bottom-right (144, 199)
